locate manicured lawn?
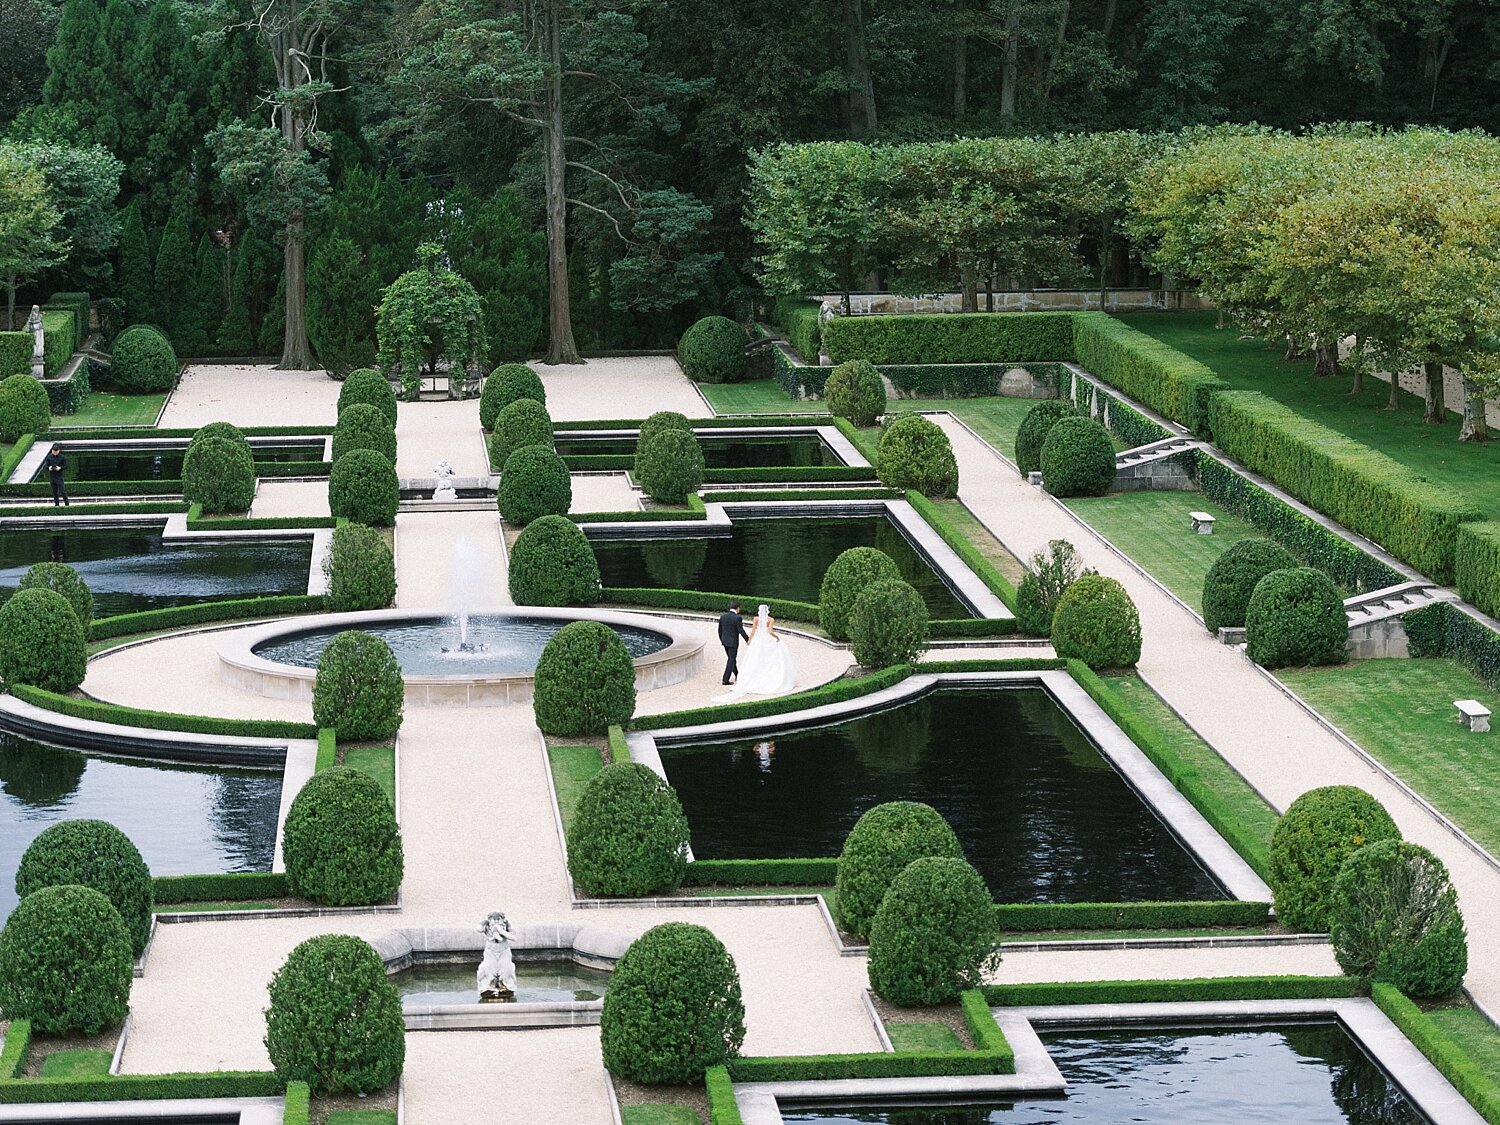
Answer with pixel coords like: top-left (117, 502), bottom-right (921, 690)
top-left (343, 744), bottom-right (396, 805)
top-left (621, 1105), bottom-right (701, 1125)
top-left (1121, 311), bottom-right (1500, 521)
top-left (38, 1048), bottom-right (113, 1077)
top-left (548, 742), bottom-right (605, 833)
top-left (155, 900), bottom-right (280, 912)
top-left (54, 390), bottom-right (169, 429)
top-left (1276, 659), bottom-right (1500, 853)
top-left (886, 1021), bottom-right (963, 1052)
top-left (696, 379), bottom-right (826, 414)
top-left (929, 497), bottom-right (1028, 588)
top-left (1005, 925), bottom-right (1280, 942)
top-left (1424, 1003), bottom-right (1500, 1079)
top-left (325, 1112), bottom-right (398, 1125)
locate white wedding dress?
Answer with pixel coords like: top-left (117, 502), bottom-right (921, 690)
top-left (715, 606), bottom-right (798, 701)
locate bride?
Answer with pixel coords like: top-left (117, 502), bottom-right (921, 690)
top-left (716, 604), bottom-right (797, 700)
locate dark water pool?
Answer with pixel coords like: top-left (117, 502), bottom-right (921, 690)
top-left (591, 516), bottom-right (970, 619)
top-left (0, 732), bottom-right (281, 924)
top-left (556, 433), bottom-right (842, 469)
top-left (782, 1023), bottom-right (1425, 1123)
top-left (661, 689), bottom-right (1223, 903)
top-left (394, 961), bottom-right (611, 1005)
top-left (0, 526), bottom-right (313, 617)
top-left (31, 442), bottom-right (325, 483)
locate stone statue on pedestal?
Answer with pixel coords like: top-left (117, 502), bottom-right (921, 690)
top-left (26, 306), bottom-right (44, 378)
top-left (477, 911), bottom-right (518, 1000)
top-left (432, 459), bottom-right (458, 502)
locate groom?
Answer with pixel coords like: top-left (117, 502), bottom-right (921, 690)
top-left (717, 601), bottom-right (750, 686)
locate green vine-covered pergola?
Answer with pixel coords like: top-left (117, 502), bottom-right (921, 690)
top-left (376, 243), bottom-right (488, 400)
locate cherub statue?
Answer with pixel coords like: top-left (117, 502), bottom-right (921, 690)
top-left (477, 910), bottom-right (518, 1000)
top-left (432, 459), bottom-right (458, 502)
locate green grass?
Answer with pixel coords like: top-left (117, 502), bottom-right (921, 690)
top-left (342, 744), bottom-right (396, 805)
top-left (55, 390), bottom-right (169, 429)
top-left (696, 379), bottom-right (827, 414)
top-left (1121, 311), bottom-right (1500, 521)
top-left (1424, 1003), bottom-right (1500, 1078)
top-left (37, 1048), bottom-right (113, 1077)
top-left (886, 1022), bottom-right (964, 1052)
top-left (548, 742), bottom-right (605, 834)
top-left (1276, 658), bottom-right (1500, 854)
top-left (155, 900), bottom-right (280, 913)
top-left (621, 1106), bottom-right (701, 1125)
top-left (325, 1112), bottom-right (397, 1125)
top-left (929, 496), bottom-right (1028, 588)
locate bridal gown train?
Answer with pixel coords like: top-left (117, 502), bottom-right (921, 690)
top-left (715, 614), bottom-right (798, 701)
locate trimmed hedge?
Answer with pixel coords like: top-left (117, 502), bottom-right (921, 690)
top-left (771, 345), bottom-right (831, 400)
top-left (1072, 312), bottom-right (1227, 436)
top-left (638, 428), bottom-right (705, 504)
top-left (1371, 983), bottom-right (1500, 1124)
top-left (849, 579), bottom-right (928, 667)
top-left (1404, 600), bottom-right (1500, 688)
top-left (283, 1082), bottom-right (310, 1125)
top-left (110, 325), bottom-right (178, 393)
top-left (1268, 785), bottom-right (1399, 932)
top-left (8, 682), bottom-right (317, 739)
top-left (904, 491), bottom-right (1018, 608)
top-left (0, 885), bottom-right (132, 1035)
top-left (41, 311), bottom-right (73, 376)
top-left (772, 296), bottom-right (822, 362)
top-left (680, 857), bottom-right (837, 887)
top-left (877, 414), bottom-right (958, 497)
top-left (825, 359), bottom-right (885, 426)
top-left (325, 523), bottom-right (396, 612)
top-left (0, 434), bottom-right (36, 481)
top-left (331, 402), bottom-right (396, 463)
top-left (337, 368), bottom-right (398, 426)
top-left (89, 594), bottom-right (324, 641)
top-left (0, 502), bottom-right (185, 519)
top-left (1050, 575), bottom-right (1141, 669)
top-left (1201, 539), bottom-right (1298, 634)
top-left (152, 871), bottom-right (289, 904)
top-left (0, 375), bottom-right (51, 443)
top-left (982, 975), bottom-right (1363, 1007)
top-left (705, 1065), bottom-right (743, 1125)
top-left (868, 856), bottom-right (999, 1006)
top-left (1244, 566), bottom-right (1347, 669)
top-left (534, 620), bottom-right (636, 736)
top-left (18, 561), bottom-right (92, 626)
top-left (0, 333), bottom-right (30, 379)
top-left (1014, 399), bottom-right (1074, 475)
top-left (1456, 523), bottom-right (1500, 621)
top-left (824, 312), bottom-right (1074, 365)
top-left (489, 398), bottom-right (554, 467)
top-left (567, 762), bottom-right (690, 896)
top-left (481, 363), bottom-right (546, 430)
top-left (329, 448), bottom-right (399, 526)
top-left (888, 363), bottom-right (1056, 399)
top-left (509, 514), bottom-right (601, 606)
top-left (498, 444), bottom-right (572, 525)
top-left (16, 819), bottom-right (154, 954)
top-left (678, 316), bottom-right (747, 383)
top-left (312, 631), bottom-right (404, 740)
top-left (994, 899), bottom-right (1271, 932)
top-left (835, 801), bottom-right (962, 941)
top-left (0, 587), bottom-right (86, 691)
top-left (1040, 415), bottom-right (1116, 497)
top-left (819, 546), bottom-right (900, 640)
top-left (187, 508), bottom-right (334, 530)
top-left (0, 1069), bottom-right (281, 1104)
top-left (282, 767), bottom-right (403, 906)
top-left (182, 435), bottom-right (255, 514)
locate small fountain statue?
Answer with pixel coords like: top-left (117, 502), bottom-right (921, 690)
top-left (432, 459), bottom-right (458, 502)
top-left (477, 910), bottom-right (518, 1001)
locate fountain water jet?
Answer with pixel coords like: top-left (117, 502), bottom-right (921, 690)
top-left (447, 535), bottom-right (488, 653)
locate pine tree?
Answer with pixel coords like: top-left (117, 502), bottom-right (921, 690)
top-left (183, 233), bottom-right (226, 356)
top-left (116, 198), bottom-right (154, 324)
top-left (42, 0), bottom-right (106, 126)
top-left (257, 269), bottom-right (285, 356)
top-left (128, 0), bottom-right (198, 220)
top-left (217, 235), bottom-right (254, 353)
top-left (306, 234), bottom-right (377, 376)
top-left (92, 0), bottom-right (140, 156)
top-left (152, 197), bottom-right (193, 347)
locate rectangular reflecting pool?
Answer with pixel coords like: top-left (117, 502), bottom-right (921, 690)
top-left (394, 962), bottom-right (610, 1006)
top-left (591, 516), bottom-right (971, 618)
top-left (661, 689), bottom-right (1224, 903)
top-left (783, 1022), bottom-right (1425, 1123)
top-left (0, 526), bottom-right (313, 617)
top-left (30, 441), bottom-right (326, 483)
top-left (556, 433), bottom-right (842, 468)
top-left (0, 732), bottom-right (281, 924)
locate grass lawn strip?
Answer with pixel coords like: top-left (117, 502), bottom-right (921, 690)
top-left (548, 742), bottom-right (606, 834)
top-left (620, 1105), bottom-right (701, 1125)
top-left (886, 1022), bottom-right (964, 1053)
top-left (37, 1049), bottom-right (112, 1078)
top-left (341, 743), bottom-right (396, 805)
top-left (1425, 1005), bottom-right (1500, 1080)
top-left (55, 391), bottom-right (169, 428)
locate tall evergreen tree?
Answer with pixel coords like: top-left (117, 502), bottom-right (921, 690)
top-left (42, 0), bottom-right (106, 130)
top-left (306, 233), bottom-right (377, 376)
top-left (4, 0), bottom-right (62, 127)
top-left (184, 232), bottom-right (226, 356)
top-left (152, 197), bottom-right (194, 345)
top-left (217, 234), bottom-right (254, 353)
top-left (257, 268), bottom-right (285, 355)
top-left (128, 0), bottom-right (199, 222)
top-left (447, 186), bottom-right (547, 362)
top-left (116, 198), bottom-right (153, 325)
top-left (92, 0), bottom-right (140, 155)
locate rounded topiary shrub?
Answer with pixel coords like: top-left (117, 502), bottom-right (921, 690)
top-left (819, 547), bottom-right (901, 641)
top-left (1330, 840), bottom-right (1468, 999)
top-left (312, 630), bottom-right (404, 740)
top-left (0, 374), bottom-right (51, 443)
top-left (508, 514), bottom-right (601, 606)
top-left (188, 420), bottom-right (251, 458)
top-left (835, 801), bottom-right (963, 941)
top-left (825, 359), bottom-right (886, 427)
top-left (329, 448), bottom-right (399, 527)
top-left (480, 363), bottom-right (546, 430)
top-left (0, 586), bottom-right (87, 692)
top-left (1245, 567), bottom-right (1347, 669)
top-left (600, 922), bottom-right (745, 1084)
top-left (1050, 574), bottom-right (1141, 669)
top-left (1269, 785), bottom-right (1400, 932)
top-left (1013, 400), bottom-right (1074, 476)
top-left (533, 620), bottom-right (635, 736)
top-left (16, 819), bottom-right (153, 955)
top-left (637, 428), bottom-right (705, 505)
top-left (488, 398), bottom-right (553, 468)
top-left (1039, 415), bottom-right (1116, 498)
top-left (265, 934), bottom-right (405, 1094)
top-left (567, 762), bottom-right (689, 896)
top-left (499, 445), bottom-right (572, 526)
top-left (337, 368), bottom-right (398, 426)
top-left (109, 325), bottom-right (178, 393)
top-left (877, 414), bottom-right (959, 498)
top-left (677, 315), bottom-right (746, 384)
top-left (324, 522), bottom-right (396, 612)
top-left (850, 579), bottom-right (928, 668)
top-left (633, 411), bottom-right (694, 477)
top-left (183, 435), bottom-right (256, 514)
top-left (1202, 539), bottom-right (1299, 635)
top-left (868, 856), bottom-right (1000, 1006)
top-left (0, 884), bottom-right (132, 1035)
top-left (282, 766), bottom-right (403, 906)
top-left (18, 561), bottom-right (92, 627)
top-left (331, 402), bottom-right (397, 464)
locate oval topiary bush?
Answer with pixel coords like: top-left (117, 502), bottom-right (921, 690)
top-left (867, 856), bottom-right (1000, 1006)
top-left (834, 801), bottom-right (963, 941)
top-left (265, 933), bottom-right (405, 1094)
top-left (337, 368), bottom-right (399, 426)
top-left (480, 363), bottom-right (546, 430)
top-left (312, 630), bottom-right (404, 740)
top-left (18, 561), bottom-right (92, 627)
top-left (1269, 785), bottom-right (1400, 932)
top-left (637, 429), bottom-right (705, 505)
top-left (183, 435), bottom-right (256, 514)
top-left (0, 884), bottom-right (132, 1034)
top-left (850, 579), bottom-right (928, 668)
top-left (508, 514), bottom-right (601, 606)
top-left (16, 819), bottom-right (154, 955)
top-left (1013, 400), bottom-right (1074, 476)
top-left (677, 315), bottom-right (746, 384)
top-left (488, 398), bottom-right (554, 468)
top-left (1039, 415), bottom-right (1115, 498)
top-left (633, 411), bottom-right (694, 476)
top-left (329, 448), bottom-right (399, 527)
top-left (825, 359), bottom-right (886, 427)
top-left (499, 445), bottom-right (572, 526)
top-left (0, 586), bottom-right (86, 692)
top-left (819, 547), bottom-right (901, 642)
top-left (600, 922), bottom-right (745, 1084)
top-left (533, 620), bottom-right (635, 735)
top-left (1201, 539), bottom-right (1299, 635)
top-left (282, 766), bottom-right (403, 906)
top-left (331, 402), bottom-right (397, 464)
top-left (1245, 567), bottom-right (1347, 669)
top-left (0, 374), bottom-right (51, 443)
top-left (187, 420), bottom-right (251, 458)
top-left (109, 325), bottom-right (178, 393)
top-left (1050, 574), bottom-right (1141, 669)
top-left (324, 523), bottom-right (396, 612)
top-left (877, 414), bottom-right (958, 498)
top-left (567, 761), bottom-right (689, 896)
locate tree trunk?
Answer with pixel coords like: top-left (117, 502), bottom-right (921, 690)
top-left (1386, 369), bottom-right (1401, 410)
top-left (959, 261), bottom-right (978, 313)
top-left (1423, 361), bottom-right (1447, 424)
top-left (1312, 342), bottom-right (1340, 377)
top-left (1040, 2), bottom-right (1069, 106)
top-left (278, 222), bottom-right (314, 369)
top-left (952, 2), bottom-right (967, 120)
top-left (1459, 375), bottom-right (1490, 443)
top-left (842, 0), bottom-right (876, 135)
top-left (1102, 0), bottom-right (1118, 37)
top-left (542, 0), bottom-right (581, 365)
top-left (1349, 366), bottom-right (1363, 394)
top-left (999, 9), bottom-right (1020, 120)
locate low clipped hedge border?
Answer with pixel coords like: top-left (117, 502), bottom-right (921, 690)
top-left (773, 296), bottom-right (822, 363)
top-left (557, 416), bottom-right (823, 432)
top-left (681, 858), bottom-right (837, 887)
top-left (570, 495), bottom-right (708, 524)
top-left (1372, 983), bottom-right (1500, 1124)
top-left (705, 1064), bottom-right (743, 1125)
top-left (9, 683), bottom-right (317, 740)
top-left (0, 502), bottom-right (187, 519)
top-left (153, 871), bottom-right (289, 904)
top-left (283, 1081), bottom-right (311, 1125)
top-left (701, 488), bottom-right (903, 503)
top-left (825, 312), bottom-right (1074, 367)
top-left (905, 490), bottom-right (1018, 610)
top-left (705, 466), bottom-right (876, 484)
top-left (982, 974), bottom-right (1364, 1007)
top-left (1405, 601), bottom-right (1500, 688)
top-left (0, 479), bottom-right (187, 498)
top-left (185, 504), bottom-right (335, 531)
top-left (1071, 313), bottom-right (1227, 437)
top-left (315, 727), bottom-right (338, 771)
top-left (253, 460), bottom-right (333, 478)
top-left (0, 434), bottom-right (36, 481)
top-left (994, 899), bottom-right (1269, 931)
top-left (44, 426), bottom-right (331, 440)
top-left (88, 595), bottom-right (325, 642)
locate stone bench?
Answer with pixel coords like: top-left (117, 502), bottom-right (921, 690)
top-left (1455, 699), bottom-right (1491, 733)
top-left (1189, 511), bottom-right (1216, 535)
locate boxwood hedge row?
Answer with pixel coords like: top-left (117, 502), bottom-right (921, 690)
top-left (825, 312), bottom-right (1074, 366)
top-left (1456, 522), bottom-right (1500, 621)
top-left (981, 974), bottom-right (1363, 1007)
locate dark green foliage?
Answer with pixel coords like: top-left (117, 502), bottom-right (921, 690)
top-left (488, 397), bottom-right (553, 468)
top-left (307, 234), bottom-right (379, 377)
top-left (337, 368), bottom-right (398, 426)
top-left (258, 270), bottom-right (286, 355)
top-left (312, 630), bottom-right (404, 740)
top-left (1014, 399), bottom-right (1075, 475)
top-left (818, 546), bottom-right (901, 641)
top-left (0, 884), bottom-right (131, 1035)
top-left (109, 324), bottom-right (177, 393)
top-left (533, 620), bottom-right (635, 735)
top-left (1071, 313), bottom-right (1227, 438)
top-left (1202, 539), bottom-right (1298, 634)
top-left (188, 420), bottom-right (250, 457)
top-left (1455, 522), bottom-right (1500, 622)
top-left (152, 197), bottom-right (193, 349)
top-left (324, 523), bottom-right (396, 612)
top-left (18, 562), bottom-right (92, 626)
top-left (877, 414), bottom-right (958, 498)
top-left (1370, 983), bottom-right (1500, 1124)
top-left (679, 857), bottom-right (837, 887)
top-left (446, 186), bottom-right (547, 362)
top-left (677, 315), bottom-right (746, 383)
top-left (868, 856), bottom-right (1000, 1006)
top-left (185, 235), bottom-right (227, 358)
top-left (116, 201), bottom-right (155, 327)
top-left (328, 449), bottom-right (399, 527)
top-left (264, 934), bottom-right (405, 1094)
top-left (281, 768), bottom-right (403, 907)
top-left (215, 233), bottom-right (258, 353)
top-left (498, 445), bottom-right (571, 525)
top-left (9, 681), bottom-right (316, 740)
top-left (92, 596), bottom-right (328, 642)
top-left (1050, 575), bottom-right (1141, 669)
top-left (1244, 567), bottom-right (1347, 669)
top-left (773, 296), bottom-right (821, 362)
top-left (835, 801), bottom-right (963, 941)
top-left (1015, 539), bottom-right (1085, 635)
top-left (824, 359), bottom-right (885, 426)
top-left (823, 312), bottom-right (1074, 365)
top-left (16, 820), bottom-right (153, 954)
top-left (508, 515), bottom-right (601, 606)
top-left (479, 362), bottom-right (545, 430)
top-left (992, 900), bottom-right (1271, 931)
top-left (1040, 415), bottom-right (1115, 497)
top-left (182, 435), bottom-right (255, 514)
top-left (0, 336), bottom-right (30, 380)
top-left (0, 587), bottom-right (86, 691)
top-left (633, 411), bottom-right (694, 476)
top-left (40, 312), bottom-right (73, 377)
top-left (982, 975), bottom-right (1363, 1008)
top-left (567, 762), bottom-right (689, 895)
top-left (850, 579), bottom-right (928, 667)
top-left (637, 428), bottom-right (704, 504)
top-left (600, 923), bottom-right (745, 1084)
top-left (153, 871), bottom-right (288, 904)
top-left (1269, 785), bottom-right (1400, 932)
top-left (1403, 601), bottom-right (1500, 691)
top-left (0, 374), bottom-right (51, 443)
top-left (1331, 840), bottom-right (1467, 999)
top-left (331, 403), bottom-right (396, 464)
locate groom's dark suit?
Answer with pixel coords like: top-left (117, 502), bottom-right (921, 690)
top-left (718, 608), bottom-right (750, 685)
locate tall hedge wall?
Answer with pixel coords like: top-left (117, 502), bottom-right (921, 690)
top-left (41, 312), bottom-right (74, 377)
top-left (1070, 312), bottom-right (1226, 437)
top-left (0, 334), bottom-right (30, 378)
top-left (773, 297), bottom-right (822, 362)
top-left (1456, 523), bottom-right (1500, 622)
top-left (824, 312), bottom-right (1074, 365)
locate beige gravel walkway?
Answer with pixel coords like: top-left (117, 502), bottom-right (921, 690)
top-left (395, 398), bottom-right (489, 478)
top-left (535, 357), bottom-right (711, 422)
top-left (570, 473), bottom-right (641, 513)
top-left (395, 511), bottom-right (508, 611)
top-left (161, 365), bottom-right (339, 428)
top-left (248, 479), bottom-right (330, 519)
top-left (404, 1028), bottom-right (613, 1125)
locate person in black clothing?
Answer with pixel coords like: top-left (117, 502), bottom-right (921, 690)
top-left (42, 443), bottom-right (68, 507)
top-left (717, 601), bottom-right (750, 686)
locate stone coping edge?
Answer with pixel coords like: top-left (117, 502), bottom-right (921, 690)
top-left (0, 1097), bottom-right (285, 1123)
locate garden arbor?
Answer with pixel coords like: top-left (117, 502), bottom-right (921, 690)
top-left (375, 245), bottom-right (487, 401)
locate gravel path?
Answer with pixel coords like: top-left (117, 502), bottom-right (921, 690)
top-left (395, 511), bottom-right (509, 611)
top-left (570, 473), bottom-right (641, 513)
top-left (535, 357), bottom-right (711, 421)
top-left (161, 365), bottom-right (339, 428)
top-left (405, 1029), bottom-right (614, 1124)
top-left (395, 398), bottom-right (489, 478)
top-left (249, 480), bottom-right (329, 519)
